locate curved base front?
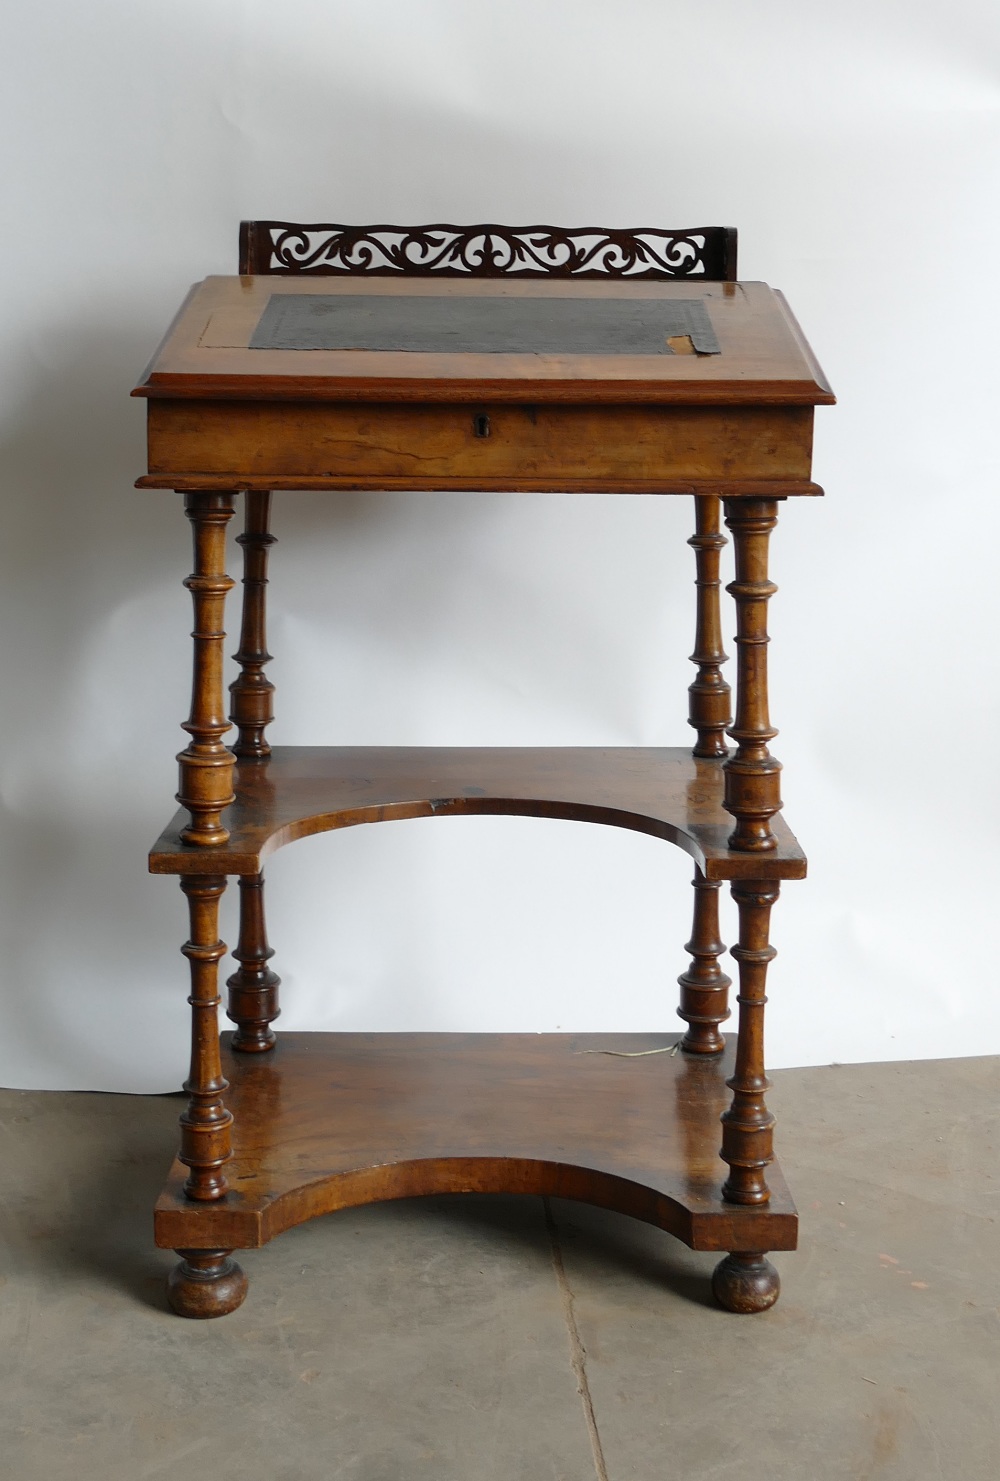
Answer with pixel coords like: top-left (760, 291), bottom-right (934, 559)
top-left (155, 1033), bottom-right (797, 1260)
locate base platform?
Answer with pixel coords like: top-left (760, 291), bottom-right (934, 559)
top-left (154, 1032), bottom-right (797, 1255)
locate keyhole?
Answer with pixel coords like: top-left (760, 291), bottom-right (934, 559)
top-left (473, 414), bottom-right (491, 438)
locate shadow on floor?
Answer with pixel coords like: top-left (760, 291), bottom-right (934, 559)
top-left (1, 1084), bottom-right (720, 1315)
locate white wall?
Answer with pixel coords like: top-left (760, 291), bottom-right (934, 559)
top-left (1, 0), bottom-right (997, 1090)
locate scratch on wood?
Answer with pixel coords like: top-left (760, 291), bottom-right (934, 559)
top-left (580, 1042), bottom-right (682, 1058)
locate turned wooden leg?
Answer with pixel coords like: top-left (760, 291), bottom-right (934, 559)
top-left (720, 881), bottom-right (778, 1205)
top-left (723, 497), bottom-right (781, 852)
top-left (168, 1249), bottom-right (248, 1319)
top-left (677, 870), bottom-right (731, 1054)
top-left (230, 489), bottom-right (276, 759)
top-left (177, 490), bottom-right (236, 846)
top-left (712, 1252), bottom-right (780, 1314)
top-left (687, 494), bottom-right (731, 758)
top-left (178, 875), bottom-right (233, 1201)
top-left (227, 872), bottom-right (280, 1053)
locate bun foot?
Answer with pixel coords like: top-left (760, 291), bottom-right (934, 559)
top-left (711, 1252), bottom-right (780, 1314)
top-left (168, 1249), bottom-right (248, 1318)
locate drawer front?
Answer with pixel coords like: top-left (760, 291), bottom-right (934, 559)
top-left (147, 400), bottom-right (814, 491)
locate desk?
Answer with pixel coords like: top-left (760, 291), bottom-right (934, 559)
top-left (134, 273), bottom-right (833, 1318)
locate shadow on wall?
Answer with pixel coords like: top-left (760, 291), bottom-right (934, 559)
top-left (0, 320), bottom-right (190, 1088)
top-left (0, 317), bottom-right (476, 1090)
top-left (1, 0), bottom-right (738, 1088)
top-left (0, 314), bottom-right (679, 1090)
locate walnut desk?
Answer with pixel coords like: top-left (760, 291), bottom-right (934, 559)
top-left (134, 272), bottom-right (834, 1318)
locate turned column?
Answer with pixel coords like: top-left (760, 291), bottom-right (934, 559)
top-left (676, 870), bottom-right (731, 1054)
top-left (230, 489), bottom-right (276, 759)
top-left (687, 495), bottom-right (731, 758)
top-left (227, 872), bottom-right (280, 1052)
top-left (720, 881), bottom-right (779, 1205)
top-left (227, 493), bottom-right (281, 1051)
top-left (178, 875), bottom-right (233, 1201)
top-left (723, 498), bottom-right (781, 852)
top-left (177, 491), bottom-right (236, 846)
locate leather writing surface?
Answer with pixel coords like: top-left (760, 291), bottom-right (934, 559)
top-left (249, 293), bottom-right (722, 355)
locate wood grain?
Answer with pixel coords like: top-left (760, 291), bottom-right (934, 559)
top-left (149, 746), bottom-right (807, 883)
top-left (226, 872), bottom-right (280, 1053)
top-left (721, 883), bottom-right (780, 1205)
top-left (140, 472), bottom-right (824, 496)
top-left (176, 492), bottom-right (236, 846)
top-left (133, 277), bottom-right (835, 406)
top-left (687, 495), bottom-right (731, 756)
top-left (677, 870), bottom-right (731, 1054)
top-left (723, 498), bottom-right (783, 851)
top-left (229, 489), bottom-right (275, 759)
top-left (154, 1032), bottom-right (798, 1254)
top-left (177, 875), bottom-right (233, 1201)
top-left (145, 400), bottom-right (814, 492)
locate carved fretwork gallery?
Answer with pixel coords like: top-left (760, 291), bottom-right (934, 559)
top-left (135, 222), bottom-right (833, 1319)
top-left (239, 221), bottom-right (738, 281)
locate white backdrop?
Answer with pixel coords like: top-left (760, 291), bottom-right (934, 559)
top-left (1, 0), bottom-right (998, 1090)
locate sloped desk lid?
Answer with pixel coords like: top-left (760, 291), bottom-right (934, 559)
top-left (133, 277), bottom-right (835, 405)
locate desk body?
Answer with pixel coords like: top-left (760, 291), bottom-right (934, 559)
top-left (134, 274), bottom-right (832, 1317)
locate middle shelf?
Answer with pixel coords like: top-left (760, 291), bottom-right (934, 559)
top-left (150, 746), bottom-right (806, 881)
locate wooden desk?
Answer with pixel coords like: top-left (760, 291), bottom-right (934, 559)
top-left (134, 274), bottom-right (833, 1318)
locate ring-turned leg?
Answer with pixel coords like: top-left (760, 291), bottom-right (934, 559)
top-left (714, 880), bottom-right (781, 1312)
top-left (230, 489), bottom-right (276, 759)
top-left (227, 492), bottom-right (281, 1051)
top-left (711, 1252), bottom-right (780, 1314)
top-left (687, 495), bottom-right (731, 758)
top-left (178, 875), bottom-right (233, 1202)
top-left (676, 870), bottom-right (731, 1053)
top-left (177, 490), bottom-right (236, 846)
top-left (168, 1249), bottom-right (248, 1319)
top-left (227, 872), bottom-right (280, 1052)
top-left (680, 496), bottom-right (733, 1052)
top-left (723, 497), bottom-right (781, 852)
top-left (720, 881), bottom-right (778, 1205)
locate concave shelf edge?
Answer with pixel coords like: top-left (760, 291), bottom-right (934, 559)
top-left (149, 745), bottom-right (807, 882)
top-left (153, 1032), bottom-right (799, 1254)
top-left (154, 1152), bottom-right (798, 1253)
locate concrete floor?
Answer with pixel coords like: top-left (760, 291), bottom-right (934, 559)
top-left (0, 1055), bottom-right (997, 1480)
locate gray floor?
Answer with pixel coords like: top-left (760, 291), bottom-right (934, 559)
top-left (1, 1055), bottom-right (997, 1479)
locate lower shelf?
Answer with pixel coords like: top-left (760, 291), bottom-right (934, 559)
top-left (155, 1032), bottom-right (797, 1255)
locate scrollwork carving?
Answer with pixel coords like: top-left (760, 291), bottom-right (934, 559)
top-left (240, 222), bottom-right (736, 281)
